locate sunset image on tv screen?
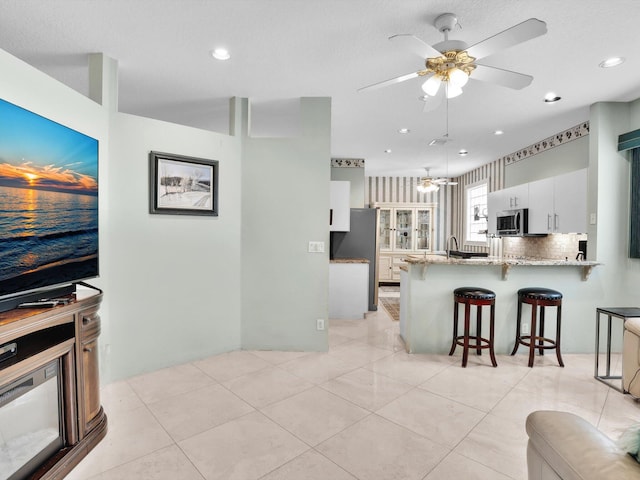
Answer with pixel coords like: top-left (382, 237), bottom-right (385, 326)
top-left (0, 98), bottom-right (99, 296)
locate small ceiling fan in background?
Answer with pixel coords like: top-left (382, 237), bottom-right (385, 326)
top-left (417, 167), bottom-right (457, 193)
top-left (359, 12), bottom-right (547, 111)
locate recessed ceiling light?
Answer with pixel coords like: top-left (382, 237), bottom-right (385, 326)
top-left (494, 130), bottom-right (504, 135)
top-left (599, 57), bottom-right (625, 68)
top-left (458, 149), bottom-right (468, 156)
top-left (384, 149), bottom-right (392, 153)
top-left (398, 128), bottom-right (410, 134)
top-left (211, 48), bottom-right (230, 60)
top-left (544, 92), bottom-right (561, 103)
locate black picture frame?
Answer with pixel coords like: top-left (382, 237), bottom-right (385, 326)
top-left (149, 151), bottom-right (218, 216)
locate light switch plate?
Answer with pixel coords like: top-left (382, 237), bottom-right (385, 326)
top-left (308, 241), bottom-right (325, 253)
top-left (590, 213), bottom-right (597, 225)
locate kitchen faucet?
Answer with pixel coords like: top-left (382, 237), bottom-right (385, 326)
top-left (446, 235), bottom-right (459, 258)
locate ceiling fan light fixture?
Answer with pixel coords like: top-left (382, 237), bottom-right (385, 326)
top-left (422, 76), bottom-right (442, 96)
top-left (446, 83), bottom-right (463, 98)
top-left (448, 68), bottom-right (469, 88)
top-left (417, 181), bottom-right (439, 193)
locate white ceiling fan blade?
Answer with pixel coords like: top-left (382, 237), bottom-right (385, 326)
top-left (472, 64), bottom-right (533, 89)
top-left (466, 18), bottom-right (547, 60)
top-left (389, 34), bottom-right (443, 59)
top-left (358, 71), bottom-right (421, 92)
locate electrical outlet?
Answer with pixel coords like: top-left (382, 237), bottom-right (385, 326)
top-left (316, 318), bottom-right (325, 330)
top-left (522, 323), bottom-right (530, 335)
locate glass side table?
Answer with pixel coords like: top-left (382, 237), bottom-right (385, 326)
top-left (595, 307), bottom-right (640, 392)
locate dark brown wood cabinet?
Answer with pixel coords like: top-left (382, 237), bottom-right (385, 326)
top-left (0, 286), bottom-right (106, 480)
top-left (77, 303), bottom-right (103, 438)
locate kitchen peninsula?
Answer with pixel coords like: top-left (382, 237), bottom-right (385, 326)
top-left (399, 254), bottom-right (600, 356)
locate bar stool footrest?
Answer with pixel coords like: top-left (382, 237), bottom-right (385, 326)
top-left (513, 336), bottom-right (558, 350)
top-left (453, 336), bottom-right (493, 350)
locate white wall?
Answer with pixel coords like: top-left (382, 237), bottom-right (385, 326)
top-left (0, 48), bottom-right (333, 384)
top-left (240, 98), bottom-right (331, 351)
top-left (505, 136), bottom-right (589, 188)
top-left (331, 166), bottom-right (365, 208)
top-left (103, 112), bottom-right (243, 382)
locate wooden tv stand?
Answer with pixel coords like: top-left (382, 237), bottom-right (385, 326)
top-left (0, 285), bottom-right (106, 479)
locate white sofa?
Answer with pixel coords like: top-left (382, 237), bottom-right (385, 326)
top-left (526, 411), bottom-right (640, 480)
top-left (624, 317), bottom-right (640, 397)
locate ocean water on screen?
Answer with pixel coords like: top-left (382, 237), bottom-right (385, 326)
top-left (0, 186), bottom-right (98, 282)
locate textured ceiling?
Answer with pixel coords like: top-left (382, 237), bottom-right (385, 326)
top-left (1, 0), bottom-right (639, 178)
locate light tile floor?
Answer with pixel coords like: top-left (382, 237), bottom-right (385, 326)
top-left (66, 309), bottom-right (640, 480)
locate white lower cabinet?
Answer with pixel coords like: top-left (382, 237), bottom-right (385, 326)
top-left (378, 255), bottom-right (393, 281)
top-left (329, 263), bottom-right (369, 319)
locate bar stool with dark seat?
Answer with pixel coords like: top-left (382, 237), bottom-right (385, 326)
top-left (511, 287), bottom-right (564, 367)
top-left (449, 287), bottom-right (497, 368)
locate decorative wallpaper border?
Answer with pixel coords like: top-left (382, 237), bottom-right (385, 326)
top-left (501, 122), bottom-right (590, 165)
top-left (331, 158), bottom-right (365, 168)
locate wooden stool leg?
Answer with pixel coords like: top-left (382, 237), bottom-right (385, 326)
top-left (462, 302), bottom-right (470, 367)
top-left (528, 303), bottom-right (537, 367)
top-left (555, 304), bottom-right (564, 367)
top-left (489, 302), bottom-right (497, 367)
top-left (511, 298), bottom-right (522, 355)
top-left (476, 305), bottom-right (482, 356)
top-left (449, 299), bottom-right (458, 356)
top-left (538, 306), bottom-right (546, 355)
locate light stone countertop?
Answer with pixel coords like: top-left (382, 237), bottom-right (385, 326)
top-left (403, 254), bottom-right (601, 280)
top-left (330, 258), bottom-right (370, 264)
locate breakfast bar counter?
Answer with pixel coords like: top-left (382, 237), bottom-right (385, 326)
top-left (404, 254), bottom-right (600, 281)
top-left (399, 255), bottom-right (602, 356)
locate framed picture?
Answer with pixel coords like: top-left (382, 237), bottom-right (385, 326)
top-left (149, 151), bottom-right (218, 216)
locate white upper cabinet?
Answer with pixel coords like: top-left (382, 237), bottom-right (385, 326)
top-left (330, 181), bottom-right (350, 231)
top-left (503, 184), bottom-right (529, 210)
top-left (553, 169), bottom-right (588, 233)
top-left (528, 177), bottom-right (555, 233)
top-left (528, 168), bottom-right (588, 234)
top-left (486, 184), bottom-right (529, 235)
top-left (488, 168), bottom-right (587, 236)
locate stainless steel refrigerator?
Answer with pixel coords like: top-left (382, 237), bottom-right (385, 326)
top-left (330, 208), bottom-right (379, 311)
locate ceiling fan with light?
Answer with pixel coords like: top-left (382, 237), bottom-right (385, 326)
top-left (359, 13), bottom-right (547, 109)
top-left (416, 167), bottom-right (457, 193)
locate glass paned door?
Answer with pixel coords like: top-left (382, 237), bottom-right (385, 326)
top-left (378, 209), bottom-right (391, 250)
top-left (394, 209), bottom-right (413, 250)
top-left (416, 209), bottom-right (432, 251)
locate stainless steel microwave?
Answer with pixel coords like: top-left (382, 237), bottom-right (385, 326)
top-left (496, 209), bottom-right (529, 236)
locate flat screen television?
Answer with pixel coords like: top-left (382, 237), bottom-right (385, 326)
top-left (0, 98), bottom-right (99, 312)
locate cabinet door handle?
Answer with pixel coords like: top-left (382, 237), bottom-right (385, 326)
top-left (547, 214), bottom-right (552, 231)
top-left (554, 214), bottom-right (559, 230)
top-left (329, 209), bottom-right (333, 226)
top-left (83, 347), bottom-right (93, 353)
